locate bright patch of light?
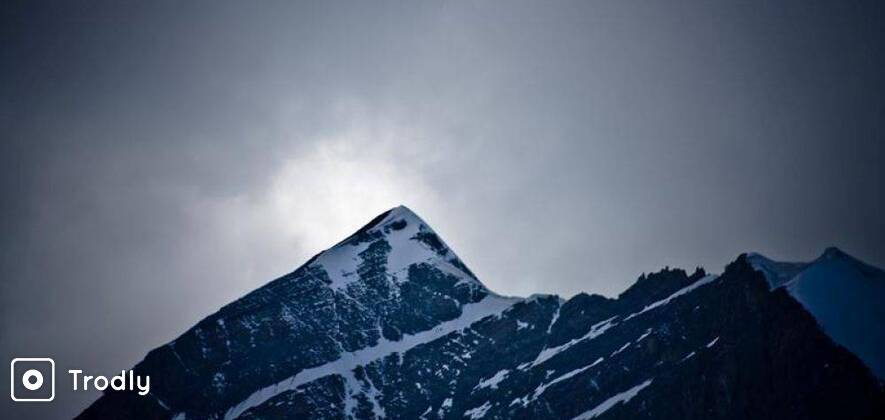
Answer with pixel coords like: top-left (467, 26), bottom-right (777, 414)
top-left (268, 138), bottom-right (435, 253)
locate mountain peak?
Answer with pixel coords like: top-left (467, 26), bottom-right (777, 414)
top-left (818, 246), bottom-right (848, 261)
top-left (335, 205), bottom-right (423, 245)
top-left (372, 205), bottom-right (435, 236)
top-left (372, 204), bottom-right (423, 227)
top-left (310, 204), bottom-right (482, 294)
top-left (747, 247), bottom-right (885, 379)
top-left (389, 203), bottom-right (419, 217)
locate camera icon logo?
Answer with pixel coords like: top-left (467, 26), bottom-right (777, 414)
top-left (10, 358), bottom-right (55, 402)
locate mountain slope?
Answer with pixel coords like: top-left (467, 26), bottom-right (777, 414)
top-left (748, 248), bottom-right (885, 379)
top-left (80, 207), bottom-right (884, 419)
top-left (80, 206), bottom-right (502, 418)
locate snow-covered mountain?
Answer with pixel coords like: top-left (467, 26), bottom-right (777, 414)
top-left (748, 248), bottom-right (885, 379)
top-left (80, 207), bottom-right (884, 419)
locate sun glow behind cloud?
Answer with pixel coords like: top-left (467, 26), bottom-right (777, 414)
top-left (203, 109), bottom-right (443, 293)
top-left (267, 133), bottom-right (438, 255)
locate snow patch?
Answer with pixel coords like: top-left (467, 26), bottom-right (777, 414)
top-left (340, 370), bottom-right (360, 417)
top-left (311, 240), bottom-right (373, 291)
top-left (361, 372), bottom-right (386, 418)
top-left (438, 397), bottom-right (453, 417)
top-left (625, 275), bottom-right (718, 321)
top-left (527, 317), bottom-right (618, 369)
top-left (529, 357), bottom-right (604, 403)
top-left (610, 342), bottom-right (631, 357)
top-left (547, 305), bottom-right (561, 333)
top-left (572, 379), bottom-right (653, 419)
top-left (474, 369), bottom-right (509, 391)
top-left (464, 401), bottom-right (492, 419)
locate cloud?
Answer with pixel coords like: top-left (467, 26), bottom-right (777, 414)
top-left (266, 115), bottom-right (440, 254)
top-left (187, 105), bottom-right (443, 293)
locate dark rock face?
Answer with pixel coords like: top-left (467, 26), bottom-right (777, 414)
top-left (79, 207), bottom-right (884, 420)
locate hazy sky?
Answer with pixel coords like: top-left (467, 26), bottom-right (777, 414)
top-left (2, 1), bottom-right (883, 418)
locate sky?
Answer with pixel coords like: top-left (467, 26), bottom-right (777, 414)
top-left (1, 0), bottom-right (883, 418)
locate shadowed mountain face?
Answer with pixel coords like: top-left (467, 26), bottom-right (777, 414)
top-left (748, 249), bottom-right (885, 379)
top-left (80, 207), bottom-right (884, 420)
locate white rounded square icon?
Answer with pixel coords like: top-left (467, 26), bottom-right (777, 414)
top-left (10, 358), bottom-right (55, 402)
